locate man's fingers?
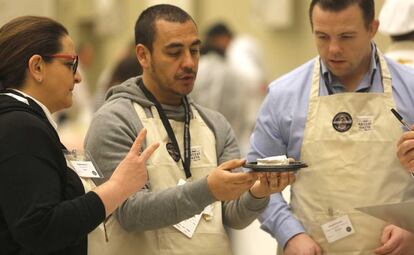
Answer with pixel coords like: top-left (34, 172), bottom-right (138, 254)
top-left (229, 172), bottom-right (256, 184)
top-left (381, 225), bottom-right (393, 244)
top-left (288, 172), bottom-right (296, 184)
top-left (397, 132), bottom-right (414, 154)
top-left (374, 243), bottom-right (394, 254)
top-left (315, 245), bottom-right (323, 255)
top-left (375, 226), bottom-right (397, 254)
top-left (218, 159), bottom-right (246, 171)
top-left (235, 180), bottom-right (256, 190)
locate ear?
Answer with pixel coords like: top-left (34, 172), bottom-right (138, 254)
top-left (368, 19), bottom-right (379, 38)
top-left (28, 55), bottom-right (45, 83)
top-left (136, 44), bottom-right (151, 69)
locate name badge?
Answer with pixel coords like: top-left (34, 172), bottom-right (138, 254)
top-left (173, 179), bottom-right (214, 238)
top-left (64, 150), bottom-right (103, 179)
top-left (321, 215), bottom-right (355, 243)
top-left (70, 161), bottom-right (100, 178)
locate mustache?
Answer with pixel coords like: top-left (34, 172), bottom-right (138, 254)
top-left (176, 68), bottom-right (196, 79)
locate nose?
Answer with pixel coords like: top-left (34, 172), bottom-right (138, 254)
top-left (328, 39), bottom-right (341, 55)
top-left (181, 50), bottom-right (197, 70)
top-left (74, 70), bottom-right (82, 83)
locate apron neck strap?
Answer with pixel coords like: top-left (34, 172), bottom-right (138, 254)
top-left (312, 50), bottom-right (392, 97)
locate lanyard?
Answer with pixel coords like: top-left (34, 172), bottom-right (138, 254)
top-left (138, 81), bottom-right (192, 179)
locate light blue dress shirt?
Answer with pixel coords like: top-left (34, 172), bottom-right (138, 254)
top-left (247, 44), bottom-right (414, 248)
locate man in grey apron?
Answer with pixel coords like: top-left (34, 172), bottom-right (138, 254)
top-left (84, 4), bottom-right (295, 255)
top-left (248, 0), bottom-right (414, 254)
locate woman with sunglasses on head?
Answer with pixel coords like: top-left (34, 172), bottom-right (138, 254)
top-left (0, 16), bottom-right (159, 255)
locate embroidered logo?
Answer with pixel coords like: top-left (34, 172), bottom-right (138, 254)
top-left (191, 146), bottom-right (202, 161)
top-left (332, 112), bottom-right (353, 132)
top-left (356, 115), bottom-right (373, 131)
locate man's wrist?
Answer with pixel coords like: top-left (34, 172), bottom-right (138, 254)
top-left (248, 187), bottom-right (265, 199)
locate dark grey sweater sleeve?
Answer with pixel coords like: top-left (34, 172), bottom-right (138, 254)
top-left (84, 98), bottom-right (217, 231)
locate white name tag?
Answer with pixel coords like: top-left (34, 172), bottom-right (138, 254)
top-left (173, 213), bottom-right (202, 238)
top-left (321, 215), bottom-right (355, 243)
top-left (173, 179), bottom-right (214, 238)
top-left (70, 160), bottom-right (100, 178)
top-left (64, 150), bottom-right (103, 179)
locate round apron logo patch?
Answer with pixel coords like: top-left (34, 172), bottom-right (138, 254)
top-left (332, 112), bottom-right (353, 132)
top-left (166, 142), bottom-right (180, 162)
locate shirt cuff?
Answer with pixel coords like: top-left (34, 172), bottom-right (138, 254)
top-left (259, 200), bottom-right (305, 249)
top-left (270, 218), bottom-right (305, 249)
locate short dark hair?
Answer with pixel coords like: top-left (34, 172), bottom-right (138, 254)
top-left (134, 4), bottom-right (195, 52)
top-left (206, 22), bottom-right (233, 39)
top-left (309, 0), bottom-right (375, 29)
top-left (0, 16), bottom-right (68, 89)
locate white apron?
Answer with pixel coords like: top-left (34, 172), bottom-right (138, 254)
top-left (288, 54), bottom-right (414, 254)
top-left (86, 103), bottom-right (231, 255)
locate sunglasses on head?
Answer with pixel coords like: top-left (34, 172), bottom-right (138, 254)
top-left (42, 54), bottom-right (79, 75)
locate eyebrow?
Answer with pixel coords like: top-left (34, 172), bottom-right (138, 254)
top-left (314, 30), bottom-right (357, 35)
top-left (340, 32), bottom-right (357, 35)
top-left (165, 39), bottom-right (201, 49)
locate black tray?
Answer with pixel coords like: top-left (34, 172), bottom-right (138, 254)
top-left (243, 161), bottom-right (308, 172)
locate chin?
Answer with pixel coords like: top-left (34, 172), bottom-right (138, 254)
top-left (63, 99), bottom-right (73, 110)
top-left (181, 84), bottom-right (194, 95)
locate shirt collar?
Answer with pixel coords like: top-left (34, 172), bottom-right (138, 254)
top-left (320, 42), bottom-right (378, 93)
top-left (12, 89), bottom-right (58, 130)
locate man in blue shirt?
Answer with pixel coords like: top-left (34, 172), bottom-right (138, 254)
top-left (248, 0), bottom-right (414, 254)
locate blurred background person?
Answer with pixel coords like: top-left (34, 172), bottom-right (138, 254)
top-left (106, 55), bottom-right (142, 92)
top-left (94, 51), bottom-right (142, 110)
top-left (378, 0), bottom-right (414, 67)
top-left (200, 22), bottom-right (233, 56)
top-left (192, 23), bottom-right (266, 154)
top-left (191, 22), bottom-right (233, 111)
top-left (226, 35), bottom-right (267, 154)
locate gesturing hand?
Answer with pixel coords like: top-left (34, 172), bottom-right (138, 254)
top-left (110, 128), bottom-right (159, 196)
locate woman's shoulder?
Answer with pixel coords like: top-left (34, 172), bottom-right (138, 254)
top-left (0, 110), bottom-right (48, 133)
top-left (0, 110), bottom-right (58, 159)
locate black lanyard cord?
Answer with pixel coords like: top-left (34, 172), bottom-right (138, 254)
top-left (138, 81), bottom-right (192, 178)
